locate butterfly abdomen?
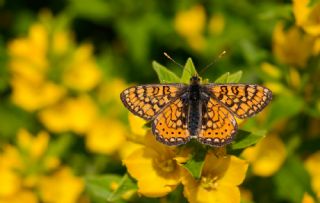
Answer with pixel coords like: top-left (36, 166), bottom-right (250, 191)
top-left (188, 82), bottom-right (202, 137)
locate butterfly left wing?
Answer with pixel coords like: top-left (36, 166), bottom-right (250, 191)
top-left (120, 84), bottom-right (186, 121)
top-left (198, 97), bottom-right (238, 147)
top-left (203, 84), bottom-right (272, 119)
top-left (152, 96), bottom-right (190, 146)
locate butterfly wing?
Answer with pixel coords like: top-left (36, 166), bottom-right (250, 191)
top-left (152, 96), bottom-right (190, 146)
top-left (203, 84), bottom-right (272, 119)
top-left (120, 84), bottom-right (186, 120)
top-left (198, 97), bottom-right (237, 147)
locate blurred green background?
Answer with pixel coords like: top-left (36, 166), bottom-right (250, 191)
top-left (0, 0), bottom-right (320, 203)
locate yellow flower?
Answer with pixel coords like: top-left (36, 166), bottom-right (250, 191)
top-left (38, 95), bottom-right (97, 134)
top-left (302, 193), bottom-right (316, 203)
top-left (242, 134), bottom-right (286, 177)
top-left (17, 129), bottom-right (49, 160)
top-left (260, 62), bottom-right (282, 79)
top-left (174, 5), bottom-right (206, 51)
top-left (0, 129), bottom-right (63, 203)
top-left (86, 118), bottom-right (126, 154)
top-left (304, 151), bottom-right (320, 198)
top-left (0, 190), bottom-right (38, 203)
top-left (293, 0), bottom-right (320, 36)
top-left (182, 152), bottom-right (248, 203)
top-left (8, 12), bottom-right (103, 113)
top-left (123, 133), bottom-right (189, 197)
top-left (8, 23), bottom-right (48, 74)
top-left (39, 167), bottom-right (84, 203)
top-left (272, 22), bottom-right (314, 67)
top-left (63, 44), bottom-right (102, 92)
top-left (10, 77), bottom-right (66, 112)
top-left (208, 14), bottom-right (225, 36)
top-left (0, 149), bottom-right (21, 197)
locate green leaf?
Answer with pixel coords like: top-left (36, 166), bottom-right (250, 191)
top-left (274, 156), bottom-right (316, 203)
top-left (227, 70), bottom-right (243, 83)
top-left (85, 175), bottom-right (122, 201)
top-left (231, 130), bottom-right (266, 150)
top-left (153, 61), bottom-right (180, 83)
top-left (180, 58), bottom-right (198, 83)
top-left (215, 72), bottom-right (230, 83)
top-left (182, 145), bottom-right (207, 179)
top-left (107, 174), bottom-right (138, 202)
top-left (214, 71), bottom-right (242, 83)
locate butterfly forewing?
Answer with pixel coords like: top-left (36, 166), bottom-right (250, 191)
top-left (120, 84), bottom-right (185, 120)
top-left (198, 97), bottom-right (238, 146)
top-left (204, 84), bottom-right (272, 119)
top-left (152, 96), bottom-right (190, 146)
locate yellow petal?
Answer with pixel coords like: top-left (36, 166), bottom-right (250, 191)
top-left (63, 44), bottom-right (102, 91)
top-left (304, 151), bottom-right (320, 198)
top-left (219, 156), bottom-right (248, 186)
top-left (86, 119), bottom-right (126, 154)
top-left (39, 95), bottom-right (97, 133)
top-left (123, 147), bottom-right (182, 197)
top-left (39, 167), bottom-right (84, 203)
top-left (242, 134), bottom-right (286, 177)
top-left (0, 190), bottom-right (38, 203)
top-left (182, 172), bottom-right (241, 203)
top-left (174, 5), bottom-right (206, 38)
top-left (128, 113), bottom-right (147, 137)
top-left (272, 22), bottom-right (314, 67)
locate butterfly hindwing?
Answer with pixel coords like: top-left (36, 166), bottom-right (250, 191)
top-left (204, 84), bottom-right (272, 119)
top-left (120, 84), bottom-right (185, 120)
top-left (152, 96), bottom-right (190, 146)
top-left (198, 97), bottom-right (238, 147)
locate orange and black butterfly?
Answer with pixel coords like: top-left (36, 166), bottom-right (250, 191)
top-left (120, 75), bottom-right (272, 147)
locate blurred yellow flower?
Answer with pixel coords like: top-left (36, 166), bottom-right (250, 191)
top-left (8, 12), bottom-right (103, 113)
top-left (302, 193), bottom-right (316, 203)
top-left (261, 62), bottom-right (282, 79)
top-left (86, 118), bottom-right (126, 154)
top-left (293, 0), bottom-right (320, 36)
top-left (182, 152), bottom-right (248, 203)
top-left (242, 134), bottom-right (286, 177)
top-left (39, 95), bottom-right (97, 134)
top-left (209, 14), bottom-right (225, 36)
top-left (0, 129), bottom-right (69, 203)
top-left (10, 77), bottom-right (66, 112)
top-left (39, 167), bottom-right (84, 203)
top-left (0, 190), bottom-right (38, 203)
top-left (272, 22), bottom-right (314, 67)
top-left (17, 129), bottom-right (49, 160)
top-left (123, 133), bottom-right (189, 197)
top-left (174, 5), bottom-right (206, 51)
top-left (63, 44), bottom-right (102, 92)
top-left (52, 31), bottom-right (70, 55)
top-left (304, 151), bottom-right (320, 198)
top-left (8, 23), bottom-right (48, 74)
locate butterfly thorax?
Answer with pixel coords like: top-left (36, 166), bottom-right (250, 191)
top-left (188, 76), bottom-right (202, 137)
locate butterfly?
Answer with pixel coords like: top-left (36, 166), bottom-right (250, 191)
top-left (120, 75), bottom-right (272, 147)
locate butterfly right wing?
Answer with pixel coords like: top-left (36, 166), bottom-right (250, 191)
top-left (120, 84), bottom-right (186, 121)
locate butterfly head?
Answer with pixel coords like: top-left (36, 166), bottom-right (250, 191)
top-left (190, 75), bottom-right (201, 85)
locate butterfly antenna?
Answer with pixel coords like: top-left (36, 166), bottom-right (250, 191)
top-left (164, 52), bottom-right (193, 76)
top-left (199, 50), bottom-right (227, 75)
top-left (164, 52), bottom-right (184, 69)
